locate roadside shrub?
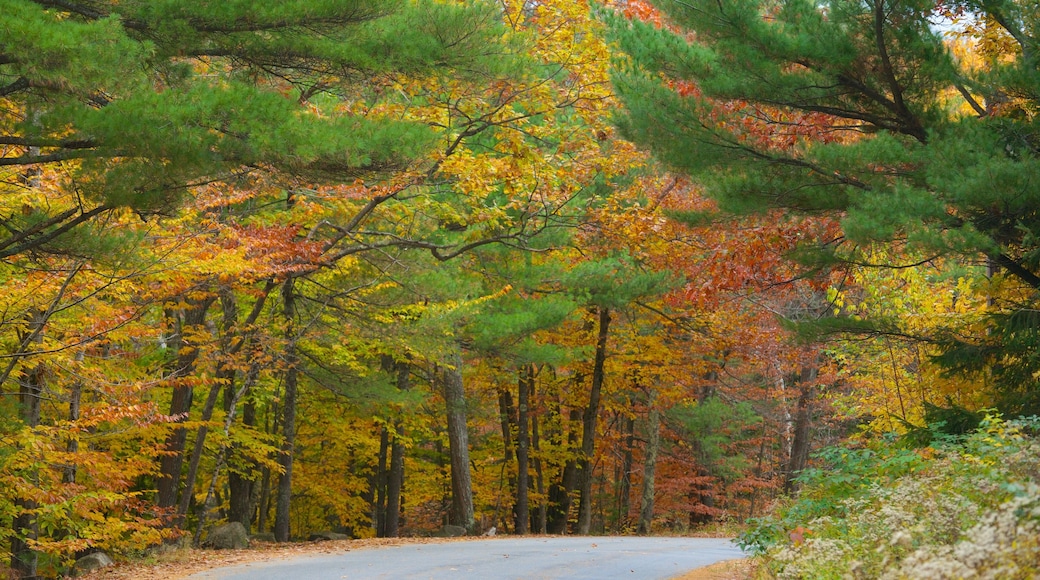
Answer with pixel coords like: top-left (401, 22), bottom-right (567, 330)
top-left (739, 415), bottom-right (1040, 579)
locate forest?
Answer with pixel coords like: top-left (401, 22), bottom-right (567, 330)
top-left (2, 0), bottom-right (1039, 578)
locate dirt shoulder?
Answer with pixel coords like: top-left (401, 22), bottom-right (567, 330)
top-left (669, 557), bottom-right (758, 580)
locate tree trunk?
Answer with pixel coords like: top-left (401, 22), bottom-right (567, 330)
top-left (227, 362), bottom-right (260, 530)
top-left (515, 365), bottom-right (533, 534)
top-left (578, 307), bottom-right (611, 535)
top-left (385, 435), bottom-right (405, 537)
top-left (64, 380), bottom-right (82, 485)
top-left (257, 392), bottom-right (279, 534)
top-left (11, 363), bottom-right (44, 579)
top-left (178, 294), bottom-right (234, 528)
top-left (616, 414), bottom-right (634, 532)
top-left (497, 387), bottom-right (516, 533)
top-left (274, 279), bottom-right (299, 542)
top-left (176, 374), bottom-right (224, 527)
top-left (747, 425), bottom-right (768, 519)
top-left (637, 406), bottom-right (660, 535)
top-left (257, 464), bottom-right (272, 533)
top-left (547, 406), bottom-right (581, 534)
top-left (179, 287), bottom-right (254, 529)
top-left (442, 348), bottom-right (474, 533)
top-left (220, 283), bottom-right (276, 531)
top-left (157, 297), bottom-right (214, 513)
top-left (375, 427), bottom-right (390, 536)
top-left (384, 361), bottom-right (410, 538)
top-left (531, 377), bottom-right (547, 534)
top-left (784, 366), bottom-right (817, 494)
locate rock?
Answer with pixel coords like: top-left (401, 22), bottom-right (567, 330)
top-left (483, 526), bottom-right (497, 537)
top-left (308, 531), bottom-right (351, 541)
top-left (251, 532), bottom-right (276, 543)
top-left (72, 552), bottom-right (114, 576)
top-left (436, 525), bottom-right (467, 537)
top-left (203, 522), bottom-right (250, 550)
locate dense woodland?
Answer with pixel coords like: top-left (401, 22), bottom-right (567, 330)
top-left (2, 0), bottom-right (1039, 577)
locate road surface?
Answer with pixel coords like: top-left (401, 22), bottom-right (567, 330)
top-left (188, 536), bottom-right (744, 580)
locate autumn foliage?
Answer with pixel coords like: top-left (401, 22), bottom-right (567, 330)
top-left (3, 0), bottom-right (1037, 577)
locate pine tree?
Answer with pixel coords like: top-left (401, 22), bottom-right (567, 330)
top-left (0, 0), bottom-right (507, 256)
top-left (605, 0), bottom-right (1040, 412)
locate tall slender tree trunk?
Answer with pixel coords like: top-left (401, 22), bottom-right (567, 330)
top-left (747, 424), bottom-right (768, 519)
top-left (637, 406), bottom-right (660, 535)
top-left (11, 362), bottom-right (44, 579)
top-left (177, 373), bottom-right (224, 528)
top-left (497, 387), bottom-right (517, 533)
top-left (784, 366), bottom-right (817, 494)
top-left (578, 307), bottom-right (611, 535)
top-left (442, 348), bottom-right (474, 533)
top-left (227, 361), bottom-right (261, 530)
top-left (219, 282), bottom-right (276, 531)
top-left (257, 393), bottom-right (279, 534)
top-left (515, 365), bottom-right (533, 534)
top-left (257, 464), bottom-right (272, 533)
top-left (274, 279), bottom-right (299, 542)
top-left (384, 361), bottom-right (410, 538)
top-left (178, 290), bottom-right (239, 528)
top-left (374, 427), bottom-right (390, 535)
top-left (157, 298), bottom-right (214, 514)
top-left (531, 377), bottom-right (547, 534)
top-left (64, 379), bottom-right (82, 485)
top-left (616, 414), bottom-right (634, 532)
top-left (179, 288), bottom-right (240, 524)
top-left (385, 435), bottom-right (405, 537)
top-left (547, 405), bottom-right (581, 534)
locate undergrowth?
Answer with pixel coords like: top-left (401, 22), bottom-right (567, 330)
top-left (739, 415), bottom-right (1040, 579)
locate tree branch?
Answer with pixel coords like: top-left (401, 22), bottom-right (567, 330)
top-left (992, 253), bottom-right (1040, 291)
top-left (0, 205), bottom-right (113, 259)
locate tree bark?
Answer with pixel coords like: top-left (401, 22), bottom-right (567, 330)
top-left (547, 405), bottom-right (581, 534)
top-left (221, 282), bottom-right (276, 531)
top-left (784, 366), bottom-right (817, 494)
top-left (227, 361), bottom-right (260, 530)
top-left (384, 361), bottom-right (410, 538)
top-left (497, 387), bottom-right (516, 533)
top-left (157, 297), bottom-right (214, 513)
top-left (375, 427), bottom-right (390, 535)
top-left (176, 372), bottom-right (224, 527)
top-left (11, 362), bottom-right (44, 579)
top-left (515, 365), bottom-right (533, 534)
top-left (257, 394), bottom-right (279, 534)
top-left (616, 414), bottom-right (634, 532)
top-left (64, 380), bottom-right (82, 484)
top-left (185, 289), bottom-right (240, 520)
top-left (385, 435), bottom-right (405, 537)
top-left (177, 289), bottom-right (239, 527)
top-left (578, 307), bottom-right (611, 535)
top-left (531, 377), bottom-right (547, 534)
top-left (637, 406), bottom-right (660, 535)
top-left (442, 348), bottom-right (474, 533)
top-left (274, 279), bottom-right (299, 542)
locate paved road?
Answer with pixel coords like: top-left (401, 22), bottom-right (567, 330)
top-left (189, 536), bottom-right (744, 580)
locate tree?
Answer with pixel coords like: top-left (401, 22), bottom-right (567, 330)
top-left (605, 0), bottom-right (1040, 411)
top-left (1, 0), bottom-right (507, 258)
